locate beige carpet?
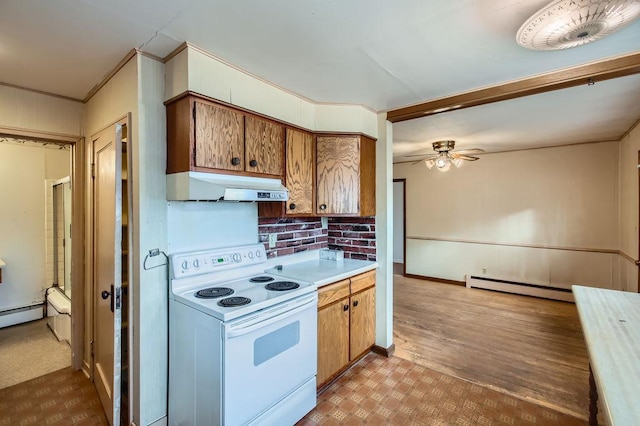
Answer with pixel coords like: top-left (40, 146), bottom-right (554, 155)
top-left (0, 318), bottom-right (71, 389)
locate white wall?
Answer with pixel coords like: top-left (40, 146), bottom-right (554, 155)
top-left (0, 142), bottom-right (70, 313)
top-left (165, 46), bottom-right (379, 137)
top-left (619, 122), bottom-right (640, 292)
top-left (134, 55), bottom-right (169, 426)
top-left (392, 181), bottom-right (404, 263)
top-left (0, 84), bottom-right (83, 136)
top-left (85, 53), bottom-right (171, 426)
top-left (395, 141), bottom-right (621, 289)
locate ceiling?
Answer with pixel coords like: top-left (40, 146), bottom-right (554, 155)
top-left (2, 0), bottom-right (639, 158)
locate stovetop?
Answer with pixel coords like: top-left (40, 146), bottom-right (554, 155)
top-left (169, 244), bottom-right (316, 321)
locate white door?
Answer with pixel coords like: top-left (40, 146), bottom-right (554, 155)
top-left (93, 123), bottom-right (123, 425)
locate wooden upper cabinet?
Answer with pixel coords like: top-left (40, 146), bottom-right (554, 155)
top-left (285, 129), bottom-right (315, 215)
top-left (244, 116), bottom-right (284, 176)
top-left (166, 93), bottom-right (284, 177)
top-left (194, 101), bottom-right (244, 172)
top-left (316, 135), bottom-right (376, 216)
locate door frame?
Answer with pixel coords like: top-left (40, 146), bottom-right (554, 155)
top-left (637, 150), bottom-right (640, 293)
top-left (393, 178), bottom-right (407, 276)
top-left (0, 126), bottom-right (85, 370)
top-left (86, 114), bottom-right (132, 424)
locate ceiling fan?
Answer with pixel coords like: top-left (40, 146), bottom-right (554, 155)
top-left (404, 140), bottom-right (484, 171)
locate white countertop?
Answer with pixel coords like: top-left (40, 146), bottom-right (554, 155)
top-left (572, 285), bottom-right (640, 425)
top-left (265, 258), bottom-right (378, 287)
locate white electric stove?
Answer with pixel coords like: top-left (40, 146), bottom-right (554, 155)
top-left (169, 244), bottom-right (318, 426)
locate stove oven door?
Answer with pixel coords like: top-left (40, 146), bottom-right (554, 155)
top-left (222, 292), bottom-right (318, 425)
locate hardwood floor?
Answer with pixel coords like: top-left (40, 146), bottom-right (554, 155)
top-left (393, 275), bottom-right (590, 420)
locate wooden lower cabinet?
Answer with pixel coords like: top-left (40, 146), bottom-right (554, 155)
top-left (316, 270), bottom-right (376, 389)
top-left (350, 286), bottom-right (375, 360)
top-left (317, 299), bottom-right (350, 386)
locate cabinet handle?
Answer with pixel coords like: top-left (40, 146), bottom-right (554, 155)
top-left (319, 204), bottom-right (327, 210)
top-left (249, 159), bottom-right (258, 167)
top-left (343, 304), bottom-right (349, 312)
top-left (231, 157), bottom-right (241, 166)
top-left (289, 203), bottom-right (296, 210)
top-left (353, 300), bottom-right (359, 307)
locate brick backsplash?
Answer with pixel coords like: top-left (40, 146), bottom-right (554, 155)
top-left (258, 216), bottom-right (377, 260)
top-left (258, 218), bottom-right (328, 258)
top-left (328, 217), bottom-right (377, 261)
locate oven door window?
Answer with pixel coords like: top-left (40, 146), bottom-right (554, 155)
top-left (254, 321), bottom-right (300, 366)
top-left (222, 298), bottom-right (317, 425)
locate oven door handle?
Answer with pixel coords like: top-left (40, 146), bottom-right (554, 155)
top-left (225, 297), bottom-right (317, 339)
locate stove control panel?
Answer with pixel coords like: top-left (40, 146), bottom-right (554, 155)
top-left (171, 244), bottom-right (267, 278)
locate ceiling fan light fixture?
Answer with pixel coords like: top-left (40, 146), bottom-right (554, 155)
top-left (425, 159), bottom-right (435, 169)
top-left (453, 158), bottom-right (464, 168)
top-left (516, 0), bottom-right (640, 51)
top-left (435, 156), bottom-right (449, 169)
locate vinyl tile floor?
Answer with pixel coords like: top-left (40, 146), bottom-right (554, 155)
top-left (298, 353), bottom-right (587, 426)
top-left (0, 367), bottom-right (107, 425)
top-left (1, 353), bottom-right (587, 425)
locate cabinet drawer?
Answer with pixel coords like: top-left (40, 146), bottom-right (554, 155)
top-left (318, 279), bottom-right (350, 309)
top-left (350, 270), bottom-right (375, 294)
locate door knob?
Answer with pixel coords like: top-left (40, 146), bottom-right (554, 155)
top-left (353, 300), bottom-right (359, 307)
top-left (231, 157), bottom-right (241, 166)
top-left (101, 284), bottom-right (115, 312)
top-left (289, 203), bottom-right (296, 210)
top-left (319, 204), bottom-right (327, 211)
top-left (249, 159), bottom-right (258, 167)
top-left (343, 304), bottom-right (349, 311)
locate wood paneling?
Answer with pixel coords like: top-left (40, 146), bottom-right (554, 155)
top-left (359, 136), bottom-right (376, 217)
top-left (194, 101), bottom-right (244, 171)
top-left (318, 279), bottom-right (350, 309)
top-left (317, 300), bottom-right (350, 386)
top-left (166, 96), bottom-right (193, 174)
top-left (317, 136), bottom-right (360, 215)
top-left (349, 286), bottom-right (375, 360)
top-left (387, 52), bottom-right (640, 123)
top-left (394, 275), bottom-right (589, 419)
top-left (285, 128), bottom-right (314, 214)
top-left (244, 115), bottom-right (284, 176)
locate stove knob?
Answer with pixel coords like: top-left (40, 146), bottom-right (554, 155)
top-left (193, 259), bottom-right (200, 268)
top-left (232, 253), bottom-right (241, 262)
top-left (255, 250), bottom-right (261, 258)
top-left (248, 251), bottom-right (254, 259)
top-left (181, 260), bottom-right (189, 270)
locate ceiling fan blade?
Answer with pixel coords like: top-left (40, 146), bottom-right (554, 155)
top-left (403, 153), bottom-right (440, 159)
top-left (452, 148), bottom-right (484, 155)
top-left (451, 154), bottom-right (479, 161)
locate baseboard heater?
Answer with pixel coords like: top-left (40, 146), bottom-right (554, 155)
top-left (465, 275), bottom-right (574, 302)
top-left (0, 304), bottom-right (45, 328)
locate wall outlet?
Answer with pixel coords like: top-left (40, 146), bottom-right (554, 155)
top-left (321, 217), bottom-right (328, 228)
top-left (268, 234), bottom-right (277, 249)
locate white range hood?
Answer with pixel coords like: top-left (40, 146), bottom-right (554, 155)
top-left (167, 171), bottom-right (289, 202)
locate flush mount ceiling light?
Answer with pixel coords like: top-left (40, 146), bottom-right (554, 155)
top-left (403, 141), bottom-right (484, 172)
top-left (517, 0), bottom-right (640, 51)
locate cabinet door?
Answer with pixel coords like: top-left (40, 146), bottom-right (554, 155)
top-left (317, 299), bottom-right (350, 387)
top-left (285, 129), bottom-right (314, 215)
top-left (350, 287), bottom-right (376, 361)
top-left (245, 115), bottom-right (284, 176)
top-left (194, 101), bottom-right (244, 171)
top-left (316, 136), bottom-right (360, 215)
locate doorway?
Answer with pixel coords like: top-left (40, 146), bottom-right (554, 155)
top-left (393, 179), bottom-right (406, 276)
top-left (0, 135), bottom-right (78, 389)
top-left (89, 117), bottom-right (131, 426)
